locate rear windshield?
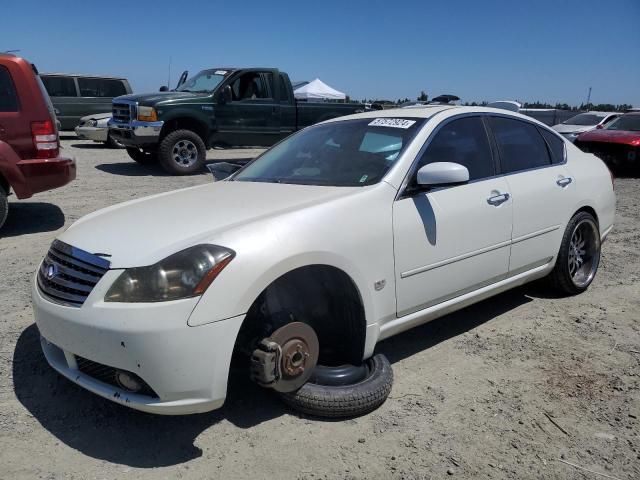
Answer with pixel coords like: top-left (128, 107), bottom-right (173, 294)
top-left (605, 115), bottom-right (640, 132)
top-left (234, 117), bottom-right (425, 186)
top-left (563, 113), bottom-right (606, 126)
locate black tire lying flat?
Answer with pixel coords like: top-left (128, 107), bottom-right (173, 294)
top-left (158, 129), bottom-right (206, 175)
top-left (126, 147), bottom-right (157, 164)
top-left (279, 354), bottom-right (393, 418)
top-left (547, 211), bottom-right (601, 296)
top-left (0, 188), bottom-right (8, 230)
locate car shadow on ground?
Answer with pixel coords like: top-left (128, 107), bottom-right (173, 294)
top-left (58, 134), bottom-right (76, 141)
top-left (94, 162), bottom-right (175, 177)
top-left (70, 143), bottom-right (115, 149)
top-left (13, 287), bottom-right (534, 468)
top-left (1, 202), bottom-right (65, 237)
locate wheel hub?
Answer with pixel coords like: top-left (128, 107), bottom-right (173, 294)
top-left (568, 218), bottom-right (600, 288)
top-left (250, 322), bottom-right (319, 393)
top-left (172, 140), bottom-right (197, 167)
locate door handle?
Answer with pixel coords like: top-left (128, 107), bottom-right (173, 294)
top-left (557, 177), bottom-right (573, 188)
top-left (487, 192), bottom-right (510, 206)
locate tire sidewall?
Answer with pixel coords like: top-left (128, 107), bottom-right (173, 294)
top-left (555, 212), bottom-right (601, 294)
top-left (159, 130), bottom-right (206, 175)
top-left (0, 189), bottom-right (8, 230)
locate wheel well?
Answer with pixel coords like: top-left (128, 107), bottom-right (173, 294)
top-left (575, 206), bottom-right (598, 226)
top-left (234, 265), bottom-right (367, 366)
top-left (160, 117), bottom-right (209, 146)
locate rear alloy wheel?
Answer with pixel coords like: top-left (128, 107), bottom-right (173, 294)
top-left (280, 354), bottom-right (393, 418)
top-left (126, 147), bottom-right (157, 165)
top-left (158, 129), bottom-right (206, 175)
top-left (548, 211), bottom-right (601, 295)
top-left (0, 188), bottom-right (8, 230)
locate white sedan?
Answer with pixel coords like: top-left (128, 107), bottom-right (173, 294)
top-left (552, 111), bottom-right (621, 142)
top-left (32, 106), bottom-right (615, 417)
top-left (75, 113), bottom-right (122, 148)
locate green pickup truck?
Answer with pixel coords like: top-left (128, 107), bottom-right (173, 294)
top-left (109, 68), bottom-right (369, 175)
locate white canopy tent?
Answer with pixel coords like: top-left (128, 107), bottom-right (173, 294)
top-left (293, 78), bottom-right (346, 101)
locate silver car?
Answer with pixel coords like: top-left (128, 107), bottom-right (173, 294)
top-left (75, 113), bottom-right (122, 148)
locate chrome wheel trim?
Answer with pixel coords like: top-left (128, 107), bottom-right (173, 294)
top-left (568, 218), bottom-right (600, 288)
top-left (171, 139), bottom-right (198, 167)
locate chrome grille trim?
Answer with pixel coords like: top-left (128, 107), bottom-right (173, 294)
top-left (112, 101), bottom-right (136, 124)
top-left (37, 240), bottom-right (110, 307)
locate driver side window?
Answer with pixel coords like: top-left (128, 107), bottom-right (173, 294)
top-left (230, 72), bottom-right (273, 101)
top-left (416, 116), bottom-right (495, 181)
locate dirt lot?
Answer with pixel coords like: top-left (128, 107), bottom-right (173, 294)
top-left (0, 136), bottom-right (638, 480)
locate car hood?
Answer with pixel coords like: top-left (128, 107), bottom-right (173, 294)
top-left (552, 124), bottom-right (594, 134)
top-left (80, 112), bottom-right (112, 122)
top-left (115, 91), bottom-right (209, 106)
top-left (576, 129), bottom-right (640, 145)
top-left (58, 181), bottom-right (359, 268)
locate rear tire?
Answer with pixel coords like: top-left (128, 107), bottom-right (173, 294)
top-left (279, 354), bottom-right (393, 418)
top-left (0, 188), bottom-right (8, 230)
top-left (547, 211), bottom-right (601, 295)
top-left (158, 129), bottom-right (206, 175)
top-left (126, 147), bottom-right (157, 165)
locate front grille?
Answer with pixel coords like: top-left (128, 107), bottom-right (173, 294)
top-left (75, 355), bottom-right (158, 398)
top-left (576, 141), bottom-right (639, 164)
top-left (37, 240), bottom-right (110, 307)
top-left (112, 102), bottom-right (135, 123)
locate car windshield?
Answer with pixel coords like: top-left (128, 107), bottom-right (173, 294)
top-left (605, 115), bottom-right (640, 131)
top-left (233, 117), bottom-right (425, 186)
top-left (563, 113), bottom-right (606, 126)
top-left (176, 70), bottom-right (225, 93)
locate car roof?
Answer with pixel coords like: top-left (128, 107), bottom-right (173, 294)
top-left (326, 105), bottom-right (551, 123)
top-left (41, 73), bottom-right (128, 80)
top-left (583, 111), bottom-right (619, 115)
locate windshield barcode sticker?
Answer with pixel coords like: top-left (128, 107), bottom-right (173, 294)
top-left (369, 118), bottom-right (416, 129)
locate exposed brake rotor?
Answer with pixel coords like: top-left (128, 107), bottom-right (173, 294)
top-left (250, 322), bottom-right (319, 393)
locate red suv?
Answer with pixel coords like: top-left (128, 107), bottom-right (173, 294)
top-left (0, 54), bottom-right (75, 229)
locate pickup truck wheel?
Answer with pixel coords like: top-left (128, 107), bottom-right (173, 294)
top-left (158, 130), bottom-right (206, 175)
top-left (126, 147), bottom-right (157, 165)
top-left (279, 354), bottom-right (393, 418)
top-left (0, 188), bottom-right (8, 230)
top-left (106, 133), bottom-right (124, 149)
top-left (547, 211), bottom-right (601, 295)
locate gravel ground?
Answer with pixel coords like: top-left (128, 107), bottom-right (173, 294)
top-left (0, 136), bottom-right (638, 480)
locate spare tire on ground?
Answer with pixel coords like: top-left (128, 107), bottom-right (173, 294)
top-left (279, 354), bottom-right (393, 418)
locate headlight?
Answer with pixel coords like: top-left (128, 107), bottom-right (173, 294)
top-left (105, 245), bottom-right (235, 303)
top-left (137, 106), bottom-right (158, 122)
top-left (85, 119), bottom-right (97, 127)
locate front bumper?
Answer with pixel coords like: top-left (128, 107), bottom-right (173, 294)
top-left (75, 125), bottom-right (108, 142)
top-left (108, 119), bottom-right (164, 148)
top-left (32, 270), bottom-right (245, 415)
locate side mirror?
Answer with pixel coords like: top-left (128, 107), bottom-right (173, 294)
top-left (159, 86), bottom-right (169, 92)
top-left (416, 162), bottom-right (469, 187)
top-left (219, 85), bottom-right (233, 104)
top-left (206, 162), bottom-right (242, 181)
top-left (596, 124), bottom-right (604, 129)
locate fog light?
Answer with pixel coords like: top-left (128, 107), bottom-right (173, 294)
top-left (115, 370), bottom-right (142, 393)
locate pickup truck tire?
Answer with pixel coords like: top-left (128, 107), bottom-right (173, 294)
top-left (279, 354), bottom-right (393, 418)
top-left (547, 211), bottom-right (601, 295)
top-left (0, 188), bottom-right (8, 230)
top-left (158, 130), bottom-right (206, 175)
top-left (106, 133), bottom-right (124, 149)
top-left (126, 147), bottom-right (157, 165)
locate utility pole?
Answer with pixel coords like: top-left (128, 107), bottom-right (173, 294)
top-left (586, 87), bottom-right (592, 108)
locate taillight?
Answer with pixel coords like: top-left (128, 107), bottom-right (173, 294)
top-left (31, 120), bottom-right (59, 159)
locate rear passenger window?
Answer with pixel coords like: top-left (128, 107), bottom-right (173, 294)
top-left (78, 78), bottom-right (126, 97)
top-left (539, 128), bottom-right (565, 164)
top-left (416, 117), bottom-right (494, 181)
top-left (41, 76), bottom-right (77, 97)
top-left (0, 66), bottom-right (18, 112)
top-left (279, 74), bottom-right (290, 103)
top-left (490, 117), bottom-right (552, 173)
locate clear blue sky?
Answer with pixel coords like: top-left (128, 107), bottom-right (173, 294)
top-left (3, 0), bottom-right (639, 106)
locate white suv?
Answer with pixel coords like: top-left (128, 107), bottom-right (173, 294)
top-left (32, 106), bottom-right (615, 417)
